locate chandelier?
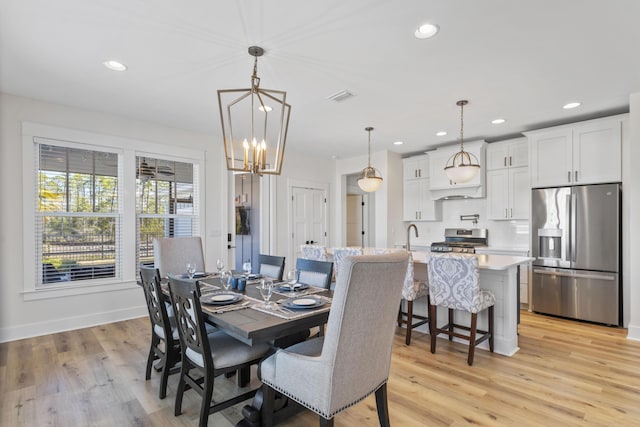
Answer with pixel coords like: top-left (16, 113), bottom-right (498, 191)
top-left (217, 46), bottom-right (291, 175)
top-left (357, 127), bottom-right (383, 192)
top-left (444, 100), bottom-right (480, 183)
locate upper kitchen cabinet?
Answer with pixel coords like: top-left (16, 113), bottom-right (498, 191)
top-left (486, 138), bottom-right (529, 220)
top-left (428, 140), bottom-right (486, 199)
top-left (402, 154), bottom-right (440, 221)
top-left (525, 116), bottom-right (625, 188)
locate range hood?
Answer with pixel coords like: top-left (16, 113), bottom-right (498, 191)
top-left (431, 185), bottom-right (484, 200)
top-left (427, 140), bottom-right (486, 200)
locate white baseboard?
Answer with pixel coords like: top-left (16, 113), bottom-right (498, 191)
top-left (0, 305), bottom-right (147, 343)
top-left (627, 323), bottom-right (640, 341)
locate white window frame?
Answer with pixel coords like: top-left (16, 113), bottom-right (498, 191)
top-left (22, 122), bottom-right (205, 301)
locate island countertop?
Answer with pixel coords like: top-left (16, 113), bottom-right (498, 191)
top-left (410, 251), bottom-right (533, 271)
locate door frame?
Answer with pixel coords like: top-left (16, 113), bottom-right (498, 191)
top-left (287, 178), bottom-right (330, 266)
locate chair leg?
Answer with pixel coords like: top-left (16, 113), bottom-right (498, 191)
top-left (397, 303), bottom-right (403, 327)
top-left (199, 375), bottom-right (214, 427)
top-left (429, 304), bottom-right (437, 354)
top-left (320, 416), bottom-right (334, 427)
top-left (448, 309), bottom-right (454, 341)
top-left (238, 366), bottom-right (251, 387)
top-left (405, 300), bottom-right (413, 346)
top-left (158, 353), bottom-right (169, 399)
top-left (174, 366), bottom-right (187, 416)
top-left (145, 334), bottom-right (158, 380)
top-left (261, 384), bottom-right (275, 427)
top-left (489, 305), bottom-right (495, 352)
top-left (468, 312), bottom-right (478, 366)
top-left (375, 383), bottom-right (391, 427)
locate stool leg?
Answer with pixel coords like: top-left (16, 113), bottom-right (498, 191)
top-left (429, 304), bottom-right (437, 354)
top-left (489, 305), bottom-right (495, 352)
top-left (405, 300), bottom-right (413, 346)
top-left (448, 309), bottom-right (454, 341)
top-left (468, 312), bottom-right (478, 366)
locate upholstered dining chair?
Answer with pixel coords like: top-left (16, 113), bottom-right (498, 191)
top-left (331, 247), bottom-right (363, 282)
top-left (154, 236), bottom-right (205, 278)
top-left (258, 254), bottom-right (286, 281)
top-left (295, 258), bottom-right (334, 290)
top-left (167, 275), bottom-right (271, 427)
top-left (397, 252), bottom-right (430, 346)
top-left (427, 253), bottom-right (495, 366)
top-left (300, 244), bottom-right (330, 262)
top-left (260, 251), bottom-right (409, 427)
top-left (139, 265), bottom-right (181, 399)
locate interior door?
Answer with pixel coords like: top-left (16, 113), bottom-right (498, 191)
top-left (292, 187), bottom-right (327, 260)
top-left (346, 194), bottom-right (363, 246)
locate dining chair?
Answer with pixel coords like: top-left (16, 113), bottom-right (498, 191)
top-left (260, 251), bottom-right (409, 427)
top-left (397, 252), bottom-right (430, 345)
top-left (258, 254), bottom-right (285, 281)
top-left (295, 258), bottom-right (334, 290)
top-left (139, 265), bottom-right (181, 399)
top-left (154, 236), bottom-right (205, 278)
top-left (427, 253), bottom-right (495, 366)
top-left (331, 247), bottom-right (363, 282)
top-left (299, 244), bottom-right (329, 262)
top-left (167, 275), bottom-right (272, 427)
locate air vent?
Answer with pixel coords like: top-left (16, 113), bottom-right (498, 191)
top-left (326, 89), bottom-right (355, 102)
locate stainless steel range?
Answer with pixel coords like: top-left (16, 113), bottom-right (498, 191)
top-left (430, 228), bottom-right (488, 253)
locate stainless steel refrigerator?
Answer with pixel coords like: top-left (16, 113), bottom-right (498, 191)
top-left (531, 183), bottom-right (621, 325)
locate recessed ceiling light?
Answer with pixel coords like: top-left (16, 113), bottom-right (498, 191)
top-left (414, 23), bottom-right (440, 39)
top-left (103, 60), bottom-right (127, 71)
top-left (258, 105), bottom-right (272, 112)
top-left (491, 118), bottom-right (506, 124)
top-left (436, 131), bottom-right (447, 136)
top-left (393, 141), bottom-right (404, 146)
top-left (563, 102), bottom-right (581, 109)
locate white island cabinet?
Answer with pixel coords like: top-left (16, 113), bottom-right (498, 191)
top-left (412, 251), bottom-right (532, 356)
top-left (525, 115), bottom-right (625, 188)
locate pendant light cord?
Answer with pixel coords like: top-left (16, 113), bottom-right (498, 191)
top-left (459, 100), bottom-right (465, 152)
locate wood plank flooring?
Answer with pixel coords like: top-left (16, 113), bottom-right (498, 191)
top-left (1, 311), bottom-right (640, 426)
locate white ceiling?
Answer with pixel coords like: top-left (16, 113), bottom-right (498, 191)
top-left (2, 0), bottom-right (639, 159)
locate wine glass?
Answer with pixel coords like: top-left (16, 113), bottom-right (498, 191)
top-left (242, 260), bottom-right (252, 276)
top-left (186, 262), bottom-right (196, 279)
top-left (286, 269), bottom-right (298, 289)
top-left (220, 270), bottom-right (231, 291)
top-left (258, 278), bottom-right (274, 308)
top-left (216, 258), bottom-right (225, 274)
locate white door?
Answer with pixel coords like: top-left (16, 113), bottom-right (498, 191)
top-left (292, 186), bottom-right (327, 260)
top-left (346, 195), bottom-right (363, 246)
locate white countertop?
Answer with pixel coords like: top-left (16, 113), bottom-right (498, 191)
top-left (411, 251), bottom-right (533, 271)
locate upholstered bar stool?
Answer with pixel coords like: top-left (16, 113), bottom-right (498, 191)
top-left (331, 247), bottom-right (363, 283)
top-left (427, 253), bottom-right (495, 366)
top-left (397, 252), bottom-right (430, 345)
top-left (299, 244), bottom-right (330, 262)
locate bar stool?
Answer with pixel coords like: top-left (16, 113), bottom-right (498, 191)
top-left (427, 253), bottom-right (495, 366)
top-left (397, 252), bottom-right (429, 345)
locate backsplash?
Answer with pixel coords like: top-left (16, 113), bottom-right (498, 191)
top-left (405, 197), bottom-right (529, 249)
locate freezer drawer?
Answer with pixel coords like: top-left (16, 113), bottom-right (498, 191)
top-left (531, 268), bottom-right (619, 325)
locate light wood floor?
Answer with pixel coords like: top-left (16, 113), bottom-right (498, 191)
top-left (2, 311), bottom-right (640, 426)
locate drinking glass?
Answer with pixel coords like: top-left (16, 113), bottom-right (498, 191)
top-left (220, 270), bottom-right (231, 291)
top-left (242, 260), bottom-right (252, 275)
top-left (258, 278), bottom-right (274, 308)
top-left (216, 258), bottom-right (225, 273)
top-left (186, 262), bottom-right (196, 279)
top-left (286, 269), bottom-right (298, 288)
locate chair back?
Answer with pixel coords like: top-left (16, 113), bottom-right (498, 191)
top-left (258, 254), bottom-right (285, 280)
top-left (299, 244), bottom-right (329, 262)
top-left (140, 265), bottom-right (175, 343)
top-left (427, 253), bottom-right (480, 312)
top-left (295, 258), bottom-right (333, 289)
top-left (320, 252), bottom-right (408, 415)
top-left (402, 252), bottom-right (429, 301)
top-left (167, 276), bottom-right (212, 369)
top-left (153, 236), bottom-right (205, 278)
top-left (331, 247), bottom-right (363, 281)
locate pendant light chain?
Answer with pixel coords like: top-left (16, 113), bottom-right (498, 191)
top-left (367, 128), bottom-right (372, 167)
top-left (459, 101), bottom-right (464, 151)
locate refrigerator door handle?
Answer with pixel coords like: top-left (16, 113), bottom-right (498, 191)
top-left (533, 269), bottom-right (573, 278)
top-left (564, 194), bottom-right (572, 262)
top-left (533, 268), bottom-right (615, 281)
top-left (571, 193), bottom-right (577, 263)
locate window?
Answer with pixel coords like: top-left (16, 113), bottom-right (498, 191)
top-left (136, 156), bottom-right (199, 268)
top-left (36, 141), bottom-right (121, 285)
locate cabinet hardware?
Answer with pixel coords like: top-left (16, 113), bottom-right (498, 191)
top-left (509, 156), bottom-right (512, 166)
top-left (510, 208), bottom-right (513, 218)
top-left (567, 171), bottom-right (571, 182)
top-left (504, 157), bottom-right (507, 167)
top-left (505, 208), bottom-right (508, 218)
top-left (575, 170), bottom-right (578, 181)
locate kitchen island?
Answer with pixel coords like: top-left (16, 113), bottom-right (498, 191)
top-left (411, 251), bottom-right (532, 357)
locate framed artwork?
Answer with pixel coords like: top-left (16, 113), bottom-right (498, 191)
top-left (236, 206), bottom-right (250, 235)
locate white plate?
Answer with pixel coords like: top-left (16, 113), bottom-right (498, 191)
top-left (211, 294), bottom-right (236, 302)
top-left (291, 298), bottom-right (317, 306)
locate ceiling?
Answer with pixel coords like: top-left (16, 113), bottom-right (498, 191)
top-left (2, 0), bottom-right (639, 160)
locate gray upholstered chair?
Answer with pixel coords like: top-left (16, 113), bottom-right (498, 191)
top-left (258, 254), bottom-right (285, 280)
top-left (397, 252), bottom-right (430, 345)
top-left (139, 265), bottom-right (181, 399)
top-left (427, 253), bottom-right (495, 366)
top-left (260, 251), bottom-right (409, 427)
top-left (295, 258), bottom-right (334, 290)
top-left (168, 275), bottom-right (271, 427)
top-left (331, 247), bottom-right (363, 282)
top-left (153, 236), bottom-right (205, 278)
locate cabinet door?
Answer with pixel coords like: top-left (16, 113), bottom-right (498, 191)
top-left (428, 149), bottom-right (453, 189)
top-left (418, 179), bottom-right (439, 220)
top-left (529, 129), bottom-right (572, 187)
top-left (509, 167), bottom-right (529, 219)
top-left (486, 143), bottom-right (509, 171)
top-left (403, 179), bottom-right (421, 221)
top-left (403, 158), bottom-right (419, 180)
top-left (573, 120), bottom-right (621, 184)
top-left (508, 138), bottom-right (529, 168)
top-left (487, 169), bottom-right (509, 219)
top-left (429, 143), bottom-right (483, 189)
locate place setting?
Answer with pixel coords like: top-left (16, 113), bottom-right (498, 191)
top-left (200, 270), bottom-right (258, 314)
top-left (271, 269), bottom-right (326, 298)
top-left (252, 274), bottom-right (332, 320)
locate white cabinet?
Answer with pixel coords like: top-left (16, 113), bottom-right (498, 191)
top-left (428, 140), bottom-right (486, 199)
top-left (526, 116), bottom-right (624, 188)
top-left (475, 248), bottom-right (530, 304)
top-left (486, 138), bottom-right (529, 220)
top-left (403, 155), bottom-right (440, 221)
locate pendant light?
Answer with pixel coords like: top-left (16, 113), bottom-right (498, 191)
top-left (217, 46), bottom-right (291, 175)
top-left (444, 100), bottom-right (480, 183)
top-left (357, 127), bottom-right (383, 192)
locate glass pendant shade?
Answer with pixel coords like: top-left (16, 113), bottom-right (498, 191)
top-left (444, 99), bottom-right (480, 184)
top-left (217, 46), bottom-right (291, 175)
top-left (357, 127), bottom-right (383, 192)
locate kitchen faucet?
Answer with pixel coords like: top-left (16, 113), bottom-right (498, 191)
top-left (406, 224), bottom-right (418, 252)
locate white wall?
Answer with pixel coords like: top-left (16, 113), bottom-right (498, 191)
top-left (626, 92), bottom-right (640, 339)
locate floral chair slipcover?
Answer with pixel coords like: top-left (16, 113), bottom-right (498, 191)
top-left (331, 247), bottom-right (363, 281)
top-left (300, 245), bottom-right (329, 262)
